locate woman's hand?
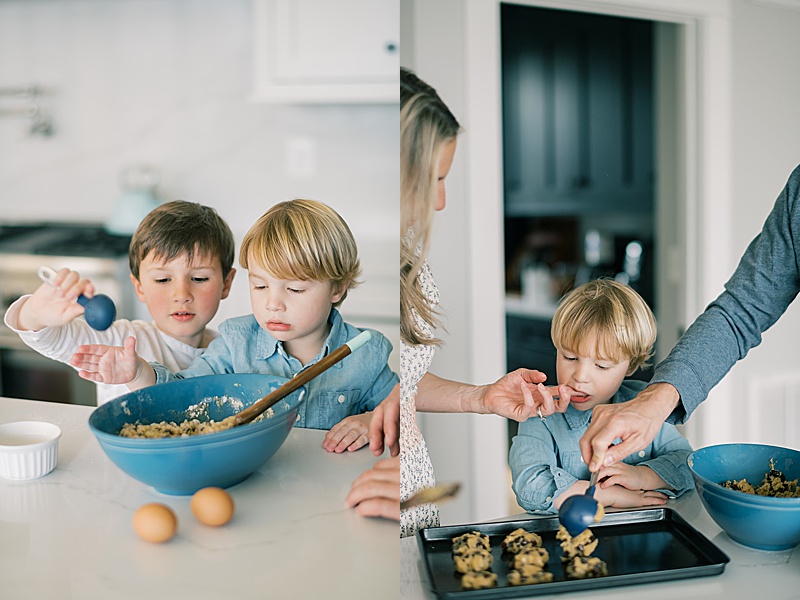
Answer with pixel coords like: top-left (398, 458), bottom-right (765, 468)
top-left (345, 455), bottom-right (400, 521)
top-left (478, 368), bottom-right (548, 421)
top-left (521, 382), bottom-right (571, 418)
top-left (322, 413), bottom-right (372, 453)
top-left (368, 384), bottom-right (399, 457)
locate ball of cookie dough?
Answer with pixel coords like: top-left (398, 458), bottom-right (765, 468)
top-left (557, 525), bottom-right (598, 559)
top-left (511, 546), bottom-right (549, 569)
top-left (564, 556), bottom-right (608, 579)
top-left (452, 531), bottom-right (490, 555)
top-left (460, 570), bottom-right (497, 590)
top-left (454, 548), bottom-right (493, 574)
top-left (507, 564), bottom-right (554, 586)
top-left (500, 527), bottom-right (543, 554)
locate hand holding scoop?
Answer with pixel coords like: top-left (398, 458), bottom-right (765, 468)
top-left (558, 471), bottom-right (605, 536)
top-left (38, 266), bottom-right (116, 331)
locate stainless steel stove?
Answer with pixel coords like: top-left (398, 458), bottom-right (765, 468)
top-left (0, 223), bottom-right (136, 405)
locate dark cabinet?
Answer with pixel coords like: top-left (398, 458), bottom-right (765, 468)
top-left (505, 314), bottom-right (557, 384)
top-left (501, 5), bottom-right (654, 216)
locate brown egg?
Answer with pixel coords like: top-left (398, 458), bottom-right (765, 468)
top-left (132, 503), bottom-right (177, 543)
top-left (191, 487), bottom-right (235, 526)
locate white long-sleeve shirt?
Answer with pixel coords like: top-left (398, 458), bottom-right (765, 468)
top-left (3, 295), bottom-right (216, 405)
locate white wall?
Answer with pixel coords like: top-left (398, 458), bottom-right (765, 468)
top-left (0, 0), bottom-right (399, 370)
top-left (405, 0), bottom-right (800, 526)
top-left (720, 0), bottom-right (800, 442)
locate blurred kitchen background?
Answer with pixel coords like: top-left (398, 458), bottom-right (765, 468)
top-left (0, 0), bottom-right (399, 406)
top-left (403, 0), bottom-right (800, 526)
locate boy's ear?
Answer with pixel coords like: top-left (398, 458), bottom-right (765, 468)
top-left (330, 281), bottom-right (348, 304)
top-left (220, 267), bottom-right (236, 300)
top-left (130, 274), bottom-right (147, 303)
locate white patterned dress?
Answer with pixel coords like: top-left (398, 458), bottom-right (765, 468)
top-left (400, 259), bottom-right (440, 538)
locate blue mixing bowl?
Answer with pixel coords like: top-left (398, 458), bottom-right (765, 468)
top-left (688, 443), bottom-right (800, 551)
top-left (88, 374), bottom-right (306, 495)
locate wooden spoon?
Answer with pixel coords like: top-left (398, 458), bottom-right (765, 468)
top-left (230, 330), bottom-right (373, 427)
top-left (401, 482), bottom-right (461, 510)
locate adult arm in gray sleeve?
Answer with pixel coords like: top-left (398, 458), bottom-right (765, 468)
top-left (652, 165), bottom-right (800, 423)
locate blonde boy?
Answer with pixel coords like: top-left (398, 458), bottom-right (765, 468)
top-left (3, 201), bottom-right (236, 405)
top-left (71, 199), bottom-right (398, 451)
top-left (510, 279), bottom-right (694, 513)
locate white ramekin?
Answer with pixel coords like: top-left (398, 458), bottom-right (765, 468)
top-left (0, 421), bottom-right (62, 480)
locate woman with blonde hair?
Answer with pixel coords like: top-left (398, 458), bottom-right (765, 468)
top-left (397, 68), bottom-right (549, 537)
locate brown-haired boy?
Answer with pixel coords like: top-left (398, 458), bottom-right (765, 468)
top-left (3, 200), bottom-right (236, 405)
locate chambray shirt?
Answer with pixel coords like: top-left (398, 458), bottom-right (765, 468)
top-left (653, 164), bottom-right (800, 424)
top-left (510, 379), bottom-right (694, 514)
top-left (150, 309), bottom-right (398, 430)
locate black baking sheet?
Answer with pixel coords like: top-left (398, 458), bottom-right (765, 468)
top-left (417, 508), bottom-right (729, 599)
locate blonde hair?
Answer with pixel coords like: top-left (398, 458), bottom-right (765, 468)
top-left (400, 67), bottom-right (461, 346)
top-left (129, 200), bottom-right (235, 280)
top-left (551, 279), bottom-right (656, 375)
top-left (239, 199), bottom-right (361, 307)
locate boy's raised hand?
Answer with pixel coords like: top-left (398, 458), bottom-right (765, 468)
top-left (70, 336), bottom-right (144, 386)
top-left (323, 413), bottom-right (372, 453)
top-left (17, 268), bottom-right (95, 331)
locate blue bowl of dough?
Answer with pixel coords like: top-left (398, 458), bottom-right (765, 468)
top-left (688, 443), bottom-right (800, 551)
top-left (88, 373), bottom-right (306, 495)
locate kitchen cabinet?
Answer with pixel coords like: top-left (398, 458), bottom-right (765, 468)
top-left (505, 313), bottom-right (557, 383)
top-left (251, 0), bottom-right (399, 104)
top-left (501, 5), bottom-right (654, 216)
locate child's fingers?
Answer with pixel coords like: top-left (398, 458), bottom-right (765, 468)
top-left (322, 421), bottom-right (349, 452)
top-left (65, 277), bottom-right (93, 302)
top-left (345, 431), bottom-right (369, 452)
top-left (641, 494), bottom-right (667, 506)
top-left (77, 369), bottom-right (104, 383)
top-left (123, 336), bottom-right (137, 356)
top-left (70, 351), bottom-right (100, 369)
top-left (335, 426), bottom-right (367, 453)
top-left (58, 271), bottom-right (81, 299)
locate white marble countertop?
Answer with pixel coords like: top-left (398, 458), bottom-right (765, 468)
top-left (0, 397), bottom-right (398, 600)
top-left (402, 492), bottom-right (800, 598)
